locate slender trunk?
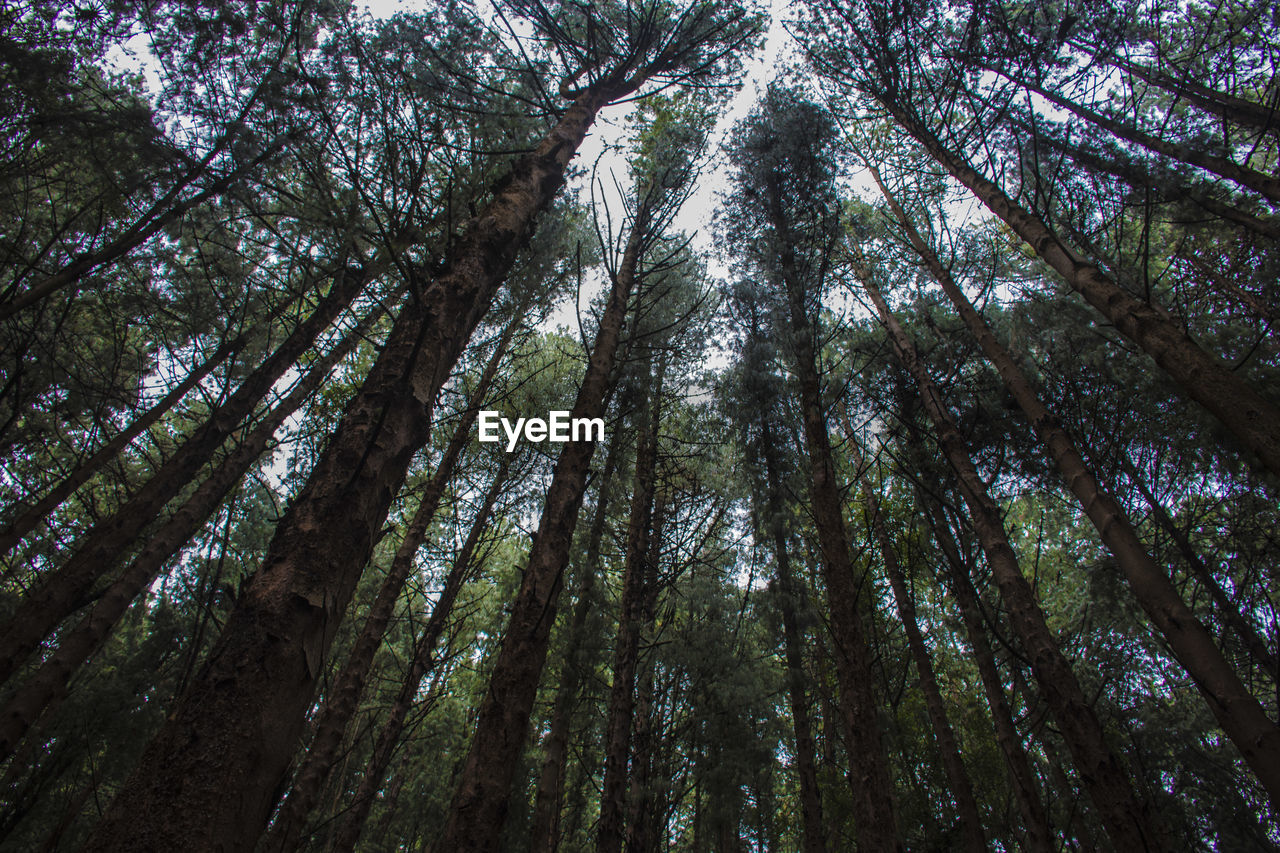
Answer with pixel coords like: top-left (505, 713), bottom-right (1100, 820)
top-left (529, 436), bottom-right (622, 853)
top-left (874, 171), bottom-right (1280, 806)
top-left (1009, 113), bottom-right (1280, 242)
top-left (757, 422), bottom-right (826, 853)
top-left (330, 459), bottom-right (510, 853)
top-left (599, 357), bottom-right (663, 853)
top-left (845, 441), bottom-right (985, 853)
top-left (624, 493), bottom-right (666, 853)
top-left (1123, 461), bottom-right (1279, 676)
top-left (0, 335), bottom-right (241, 555)
top-left (1084, 45), bottom-right (1280, 136)
top-left (0, 307), bottom-right (376, 760)
top-left (920, 496), bottom-right (1054, 853)
top-left (259, 317), bottom-right (517, 853)
top-left (0, 140), bottom-right (285, 320)
top-left (863, 276), bottom-right (1166, 850)
top-left (0, 262), bottom-right (368, 689)
top-left (767, 176), bottom-right (901, 851)
top-left (433, 169), bottom-right (645, 853)
top-left (885, 103), bottom-right (1280, 479)
top-left (81, 86), bottom-right (611, 853)
top-left (985, 66), bottom-right (1280, 202)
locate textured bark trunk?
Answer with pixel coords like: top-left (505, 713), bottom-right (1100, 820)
top-left (887, 104), bottom-right (1280, 480)
top-left (0, 334), bottom-right (242, 556)
top-left (863, 277), bottom-right (1166, 850)
top-left (874, 171), bottom-right (1280, 807)
top-left (260, 317), bottom-right (517, 853)
top-left (757, 422), bottom-right (826, 853)
top-left (81, 86), bottom-right (611, 853)
top-left (920, 497), bottom-right (1053, 853)
top-left (0, 307), bottom-right (377, 760)
top-left (330, 458), bottom-right (510, 853)
top-left (845, 440), bottom-right (985, 853)
top-left (599, 355), bottom-right (663, 853)
top-left (529, 436), bottom-right (622, 853)
top-left (0, 263), bottom-right (367, 689)
top-left (767, 176), bottom-right (902, 852)
top-left (432, 172), bottom-right (644, 853)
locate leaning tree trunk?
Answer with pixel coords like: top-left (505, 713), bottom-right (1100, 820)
top-left (260, 315), bottom-right (518, 853)
top-left (0, 306), bottom-right (379, 761)
top-left (845, 440), bottom-right (985, 853)
top-left (432, 182), bottom-right (649, 853)
top-left (0, 261), bottom-right (369, 689)
top-left (873, 171), bottom-right (1280, 807)
top-left (330, 457), bottom-right (511, 853)
top-left (0, 331), bottom-right (242, 556)
top-left (884, 102), bottom-right (1280, 480)
top-left (863, 275), bottom-right (1167, 850)
top-left (80, 84), bottom-right (615, 853)
top-left (599, 355), bottom-right (664, 853)
top-left (529, 435), bottom-right (622, 853)
top-left (767, 175), bottom-right (902, 851)
top-left (918, 493), bottom-right (1054, 853)
top-left (1121, 459), bottom-right (1279, 676)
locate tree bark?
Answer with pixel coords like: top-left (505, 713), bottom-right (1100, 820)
top-left (624, 493), bottom-right (665, 853)
top-left (0, 262), bottom-right (369, 690)
top-left (432, 170), bottom-right (645, 853)
top-left (874, 170), bottom-right (1280, 807)
top-left (259, 316), bottom-right (517, 853)
top-left (0, 306), bottom-right (378, 761)
top-left (862, 275), bottom-right (1167, 850)
top-left (81, 85), bottom-right (612, 853)
top-left (529, 435), bottom-right (621, 853)
top-left (885, 104), bottom-right (1280, 480)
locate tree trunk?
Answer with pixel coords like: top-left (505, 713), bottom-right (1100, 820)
top-left (625, 492), bottom-right (666, 853)
top-left (0, 333), bottom-right (242, 556)
top-left (0, 262), bottom-right (369, 689)
top-left (984, 66), bottom-right (1280, 203)
top-left (0, 140), bottom-right (286, 320)
top-left (599, 355), bottom-right (663, 853)
top-left (529, 435), bottom-right (622, 853)
top-left (1123, 460), bottom-right (1279, 676)
top-left (330, 457), bottom-right (511, 853)
top-left (886, 104), bottom-right (1280, 480)
top-left (259, 315), bottom-right (517, 853)
top-left (863, 275), bottom-right (1166, 850)
top-left (1085, 45), bottom-right (1280, 137)
top-left (81, 86), bottom-right (612, 853)
top-left (432, 171), bottom-right (645, 853)
top-left (845, 440), bottom-right (985, 853)
top-left (757, 421), bottom-right (826, 853)
top-left (920, 494), bottom-right (1054, 853)
top-left (0, 306), bottom-right (378, 761)
top-left (874, 170), bottom-right (1280, 807)
top-left (767, 176), bottom-right (902, 851)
